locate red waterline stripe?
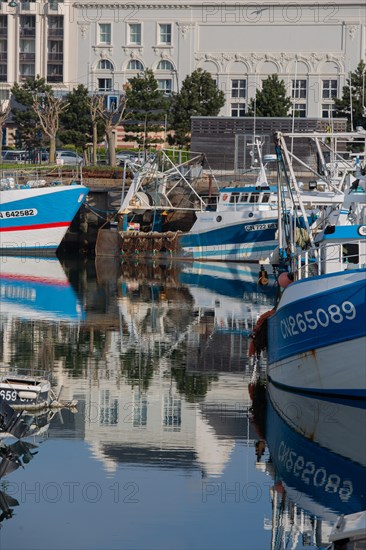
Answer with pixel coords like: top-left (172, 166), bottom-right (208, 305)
top-left (0, 221), bottom-right (70, 232)
top-left (0, 273), bottom-right (70, 287)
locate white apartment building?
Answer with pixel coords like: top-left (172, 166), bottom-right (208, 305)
top-left (1, 1), bottom-right (365, 122)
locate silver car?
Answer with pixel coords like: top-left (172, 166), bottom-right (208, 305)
top-left (55, 150), bottom-right (84, 166)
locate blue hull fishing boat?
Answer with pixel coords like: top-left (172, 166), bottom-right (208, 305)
top-left (266, 131), bottom-right (366, 400)
top-left (114, 144), bottom-right (344, 262)
top-left (0, 180), bottom-right (88, 253)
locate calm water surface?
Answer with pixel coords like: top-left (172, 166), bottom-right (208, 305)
top-left (0, 256), bottom-right (365, 550)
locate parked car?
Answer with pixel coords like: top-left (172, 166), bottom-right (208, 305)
top-left (55, 150), bottom-right (84, 166)
top-left (116, 151), bottom-right (139, 165)
top-left (1, 150), bottom-right (26, 163)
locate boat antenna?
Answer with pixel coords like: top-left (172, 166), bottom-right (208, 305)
top-left (349, 71), bottom-right (354, 131)
top-left (290, 59), bottom-right (298, 157)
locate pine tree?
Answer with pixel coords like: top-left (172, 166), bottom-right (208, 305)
top-left (248, 74), bottom-right (292, 117)
top-left (169, 69), bottom-right (225, 147)
top-left (11, 77), bottom-right (52, 151)
top-left (334, 60), bottom-right (366, 130)
top-left (123, 69), bottom-right (169, 151)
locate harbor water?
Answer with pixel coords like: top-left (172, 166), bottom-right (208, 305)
top-left (0, 256), bottom-right (365, 550)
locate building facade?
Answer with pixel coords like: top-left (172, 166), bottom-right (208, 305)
top-left (73, 0), bottom-right (365, 119)
top-left (0, 1), bottom-right (365, 131)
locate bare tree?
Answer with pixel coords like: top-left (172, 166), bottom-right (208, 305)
top-left (88, 94), bottom-right (101, 166)
top-left (93, 93), bottom-right (129, 167)
top-left (33, 91), bottom-right (69, 163)
top-left (0, 100), bottom-right (11, 158)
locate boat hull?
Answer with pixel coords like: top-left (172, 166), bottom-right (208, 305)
top-left (267, 269), bottom-right (366, 399)
top-left (0, 384), bottom-right (51, 410)
top-left (179, 216), bottom-right (278, 262)
top-left (0, 184), bottom-right (89, 252)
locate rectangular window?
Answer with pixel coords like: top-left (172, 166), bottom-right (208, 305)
top-left (159, 23), bottom-right (171, 45)
top-left (128, 23), bottom-right (141, 45)
top-left (231, 103), bottom-right (246, 117)
top-left (322, 103), bottom-right (336, 118)
top-left (0, 64), bottom-right (7, 82)
top-left (231, 79), bottom-right (246, 99)
top-left (48, 15), bottom-right (63, 38)
top-left (98, 78), bottom-right (112, 92)
top-left (99, 23), bottom-right (111, 45)
top-left (292, 103), bottom-right (307, 117)
top-left (163, 395), bottom-right (181, 431)
top-left (157, 79), bottom-right (172, 95)
top-left (19, 63), bottom-right (35, 78)
top-left (292, 79), bottom-right (307, 99)
top-left (20, 39), bottom-right (35, 53)
top-left (322, 79), bottom-right (337, 99)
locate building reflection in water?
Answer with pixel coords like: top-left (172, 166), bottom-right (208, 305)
top-left (0, 257), bottom-right (275, 479)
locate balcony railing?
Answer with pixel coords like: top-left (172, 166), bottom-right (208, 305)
top-left (19, 28), bottom-right (36, 37)
top-left (48, 29), bottom-right (63, 38)
top-left (47, 52), bottom-right (63, 62)
top-left (19, 52), bottom-right (35, 61)
top-left (47, 75), bottom-right (63, 82)
top-left (19, 73), bottom-right (35, 80)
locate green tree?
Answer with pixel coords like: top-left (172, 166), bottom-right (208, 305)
top-left (169, 69), bottom-right (225, 147)
top-left (11, 77), bottom-right (52, 152)
top-left (123, 69), bottom-right (169, 151)
top-left (334, 60), bottom-right (366, 130)
top-left (0, 99), bottom-right (10, 158)
top-left (59, 85), bottom-right (105, 163)
top-left (248, 74), bottom-right (292, 117)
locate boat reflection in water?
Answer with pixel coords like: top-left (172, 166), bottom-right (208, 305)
top-left (260, 383), bottom-right (366, 547)
top-left (179, 261), bottom-right (276, 338)
top-left (0, 256), bottom-right (84, 323)
top-left (0, 435), bottom-right (40, 528)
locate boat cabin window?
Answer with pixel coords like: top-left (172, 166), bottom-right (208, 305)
top-left (262, 193), bottom-right (271, 203)
top-left (342, 243), bottom-right (359, 264)
top-left (230, 192), bottom-right (240, 203)
top-left (239, 193), bottom-right (250, 202)
top-left (250, 193), bottom-right (259, 203)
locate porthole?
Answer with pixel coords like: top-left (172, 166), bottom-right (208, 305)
top-left (216, 216), bottom-right (222, 222)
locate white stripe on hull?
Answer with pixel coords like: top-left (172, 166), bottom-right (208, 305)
top-left (267, 336), bottom-right (366, 392)
top-left (183, 241), bottom-right (278, 262)
top-left (0, 226), bottom-right (68, 251)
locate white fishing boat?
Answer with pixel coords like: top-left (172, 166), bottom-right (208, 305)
top-left (0, 174), bottom-right (88, 253)
top-left (112, 143), bottom-right (346, 263)
top-left (179, 139), bottom-right (344, 263)
top-left (0, 368), bottom-right (52, 410)
top-left (265, 131), bottom-right (366, 400)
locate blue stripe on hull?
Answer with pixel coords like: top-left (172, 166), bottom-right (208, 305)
top-left (180, 219), bottom-right (278, 248)
top-left (268, 277), bottom-right (366, 364)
